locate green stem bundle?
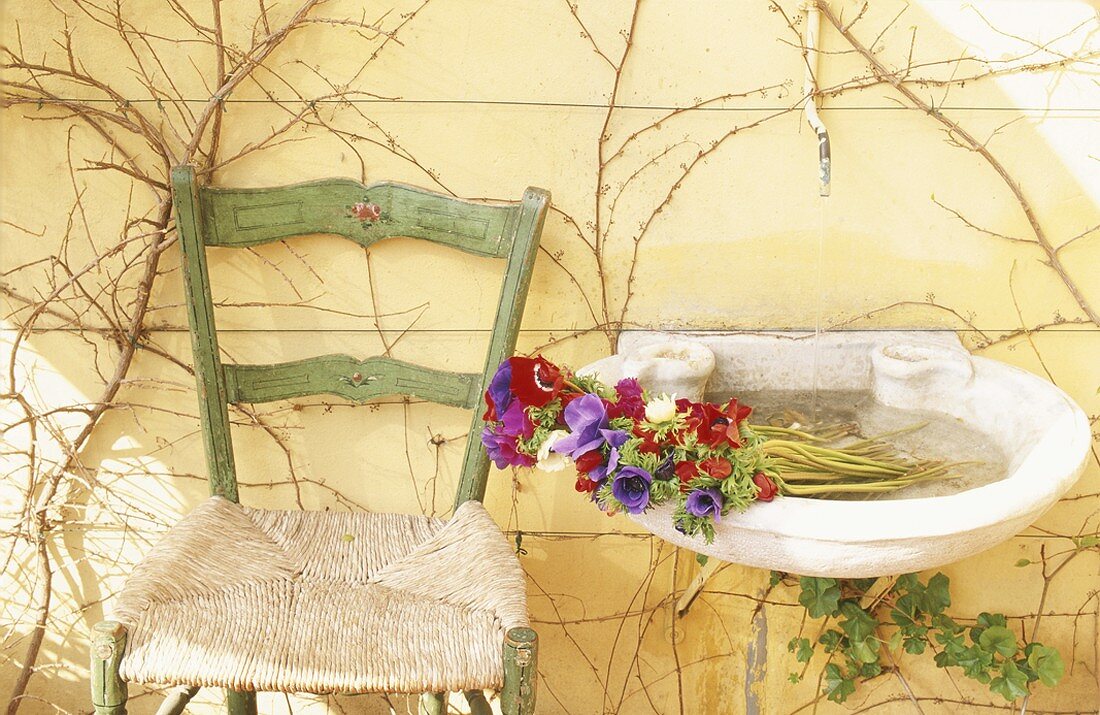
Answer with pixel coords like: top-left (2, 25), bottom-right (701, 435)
top-left (755, 422), bottom-right (955, 497)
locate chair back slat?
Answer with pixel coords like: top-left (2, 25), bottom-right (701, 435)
top-left (224, 356), bottom-right (481, 408)
top-left (170, 165), bottom-right (550, 510)
top-left (201, 180), bottom-right (518, 258)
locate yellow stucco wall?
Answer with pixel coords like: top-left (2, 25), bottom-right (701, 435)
top-left (1, 0), bottom-right (1097, 713)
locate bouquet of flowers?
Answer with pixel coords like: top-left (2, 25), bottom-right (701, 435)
top-left (482, 356), bottom-right (953, 542)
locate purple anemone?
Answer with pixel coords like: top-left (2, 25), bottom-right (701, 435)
top-left (483, 360), bottom-right (513, 421)
top-left (481, 427), bottom-right (535, 469)
top-left (612, 466), bottom-right (653, 514)
top-left (551, 393), bottom-right (611, 458)
top-left (589, 429), bottom-right (629, 483)
top-left (685, 487), bottom-right (725, 523)
top-left (499, 401), bottom-right (534, 439)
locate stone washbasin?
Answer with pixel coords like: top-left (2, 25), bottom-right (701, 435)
top-left (580, 331), bottom-right (1090, 577)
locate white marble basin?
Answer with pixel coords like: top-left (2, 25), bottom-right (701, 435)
top-left (580, 331), bottom-right (1090, 577)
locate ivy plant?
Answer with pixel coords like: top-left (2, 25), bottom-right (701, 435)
top-left (783, 572), bottom-right (1064, 704)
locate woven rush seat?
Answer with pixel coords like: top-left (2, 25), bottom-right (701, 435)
top-left (111, 497), bottom-right (528, 694)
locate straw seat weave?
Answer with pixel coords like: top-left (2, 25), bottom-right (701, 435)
top-left (111, 497), bottom-right (529, 694)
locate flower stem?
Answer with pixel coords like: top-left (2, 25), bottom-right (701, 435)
top-left (764, 441), bottom-right (910, 473)
top-left (562, 379), bottom-right (587, 394)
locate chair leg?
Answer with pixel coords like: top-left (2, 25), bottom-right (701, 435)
top-left (91, 621), bottom-right (128, 715)
top-left (501, 627), bottom-right (537, 715)
top-left (155, 685), bottom-right (200, 715)
top-left (464, 690), bottom-right (492, 715)
top-left (226, 689), bottom-right (257, 715)
top-left (417, 692), bottom-right (447, 714)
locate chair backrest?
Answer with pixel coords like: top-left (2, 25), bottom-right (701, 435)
top-left (171, 166), bottom-right (549, 511)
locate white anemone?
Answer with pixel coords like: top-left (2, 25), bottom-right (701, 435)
top-left (644, 393), bottom-right (678, 423)
top-left (536, 430), bottom-right (572, 472)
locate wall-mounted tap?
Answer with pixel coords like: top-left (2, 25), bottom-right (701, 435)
top-left (802, 0), bottom-right (831, 197)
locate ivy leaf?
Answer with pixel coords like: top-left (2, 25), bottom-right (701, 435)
top-left (887, 630), bottom-right (904, 652)
top-left (970, 612), bottom-right (1006, 644)
top-left (990, 659), bottom-right (1030, 701)
top-left (893, 573), bottom-right (919, 593)
top-left (858, 661), bottom-right (883, 679)
top-left (839, 601), bottom-right (878, 642)
top-left (695, 553), bottom-right (708, 567)
top-left (931, 613), bottom-right (959, 633)
top-left (799, 577), bottom-right (841, 618)
top-left (979, 626), bottom-right (1018, 658)
top-left (847, 638), bottom-right (879, 664)
top-left (933, 627), bottom-right (961, 650)
top-left (819, 629), bottom-right (843, 653)
top-left (904, 635), bottom-right (928, 655)
top-left (890, 607), bottom-right (917, 629)
top-left (823, 664), bottom-right (856, 704)
top-left (895, 592), bottom-right (923, 619)
top-left (956, 644), bottom-right (994, 679)
top-left (788, 637), bottom-right (814, 663)
top-left (1014, 558), bottom-right (1031, 567)
top-left (1026, 645), bottom-right (1064, 687)
top-left (923, 573), bottom-right (951, 615)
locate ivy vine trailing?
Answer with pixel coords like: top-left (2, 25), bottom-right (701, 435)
top-left (782, 571), bottom-right (1064, 704)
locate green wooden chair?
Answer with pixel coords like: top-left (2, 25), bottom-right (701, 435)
top-left (90, 166), bottom-right (549, 715)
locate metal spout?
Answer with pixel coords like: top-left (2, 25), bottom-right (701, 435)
top-left (802, 0), bottom-right (831, 197)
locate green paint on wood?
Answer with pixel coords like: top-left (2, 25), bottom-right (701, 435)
top-left (226, 689), bottom-right (256, 715)
top-left (201, 180), bottom-right (518, 258)
top-left (156, 686), bottom-right (200, 715)
top-left (225, 355), bottom-right (480, 408)
top-left (90, 621), bottom-right (127, 715)
top-left (172, 166), bottom-right (239, 503)
top-left (501, 627), bottom-right (538, 715)
top-left (453, 187), bottom-right (549, 508)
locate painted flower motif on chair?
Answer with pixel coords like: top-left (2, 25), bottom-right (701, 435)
top-left (350, 201), bottom-right (382, 223)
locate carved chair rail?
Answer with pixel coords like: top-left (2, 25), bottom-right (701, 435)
top-left (201, 179), bottom-right (519, 257)
top-left (223, 355), bottom-right (481, 408)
